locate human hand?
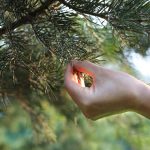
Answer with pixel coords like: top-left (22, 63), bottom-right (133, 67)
top-left (64, 60), bottom-right (150, 120)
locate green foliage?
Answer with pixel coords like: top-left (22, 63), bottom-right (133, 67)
top-left (0, 0), bottom-right (150, 149)
top-left (1, 101), bottom-right (150, 150)
top-left (0, 0), bottom-right (149, 99)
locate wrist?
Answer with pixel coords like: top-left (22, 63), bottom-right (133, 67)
top-left (134, 81), bottom-right (150, 118)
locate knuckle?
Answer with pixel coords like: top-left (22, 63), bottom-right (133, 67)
top-left (81, 101), bottom-right (93, 119)
top-left (83, 110), bottom-right (94, 120)
top-left (81, 98), bottom-right (97, 120)
top-left (84, 112), bottom-right (93, 119)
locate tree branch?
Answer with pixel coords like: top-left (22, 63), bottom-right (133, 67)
top-left (0, 0), bottom-right (56, 36)
top-left (58, 0), bottom-right (108, 20)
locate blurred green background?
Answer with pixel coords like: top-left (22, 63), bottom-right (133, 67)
top-left (0, 0), bottom-right (150, 149)
top-left (1, 97), bottom-right (150, 150)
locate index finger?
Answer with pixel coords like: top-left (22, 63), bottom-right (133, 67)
top-left (71, 60), bottom-right (97, 77)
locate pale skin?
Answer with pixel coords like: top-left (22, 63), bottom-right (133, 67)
top-left (64, 60), bottom-right (150, 120)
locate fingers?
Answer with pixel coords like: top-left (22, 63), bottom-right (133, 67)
top-left (71, 60), bottom-right (98, 77)
top-left (64, 63), bottom-right (87, 104)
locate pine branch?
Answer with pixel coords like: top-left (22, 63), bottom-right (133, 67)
top-left (59, 0), bottom-right (108, 20)
top-left (0, 0), bottom-right (56, 36)
top-left (59, 0), bottom-right (150, 34)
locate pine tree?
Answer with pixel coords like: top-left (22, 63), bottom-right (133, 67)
top-left (0, 0), bottom-right (150, 142)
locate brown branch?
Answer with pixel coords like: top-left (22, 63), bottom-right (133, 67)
top-left (58, 0), bottom-right (108, 20)
top-left (0, 0), bottom-right (56, 36)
